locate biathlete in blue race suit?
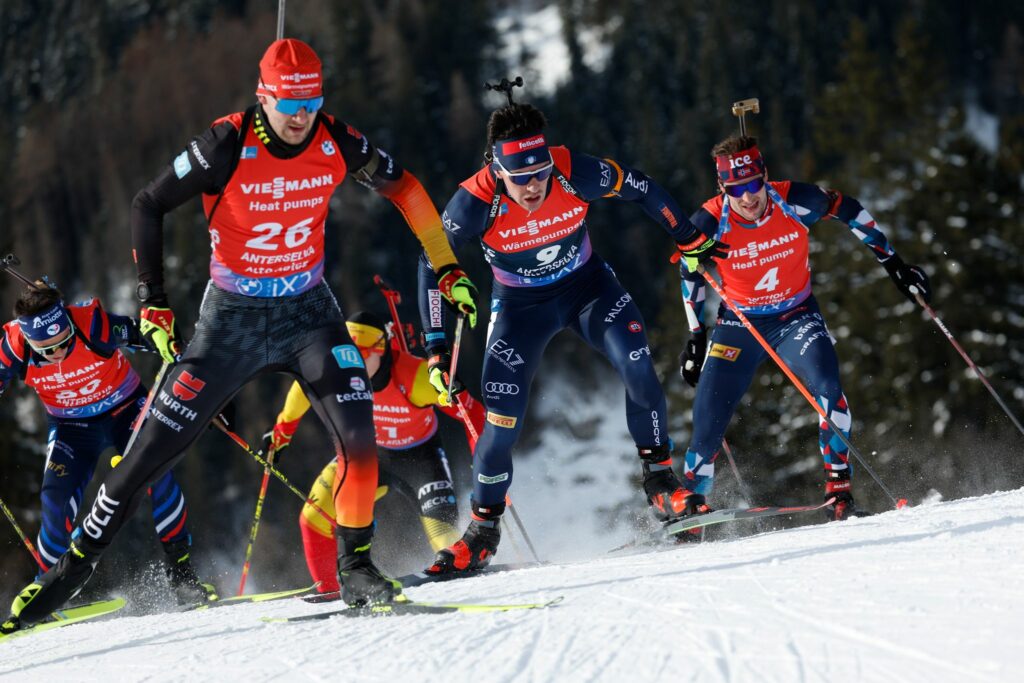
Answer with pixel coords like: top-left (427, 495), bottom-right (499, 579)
top-left (417, 101), bottom-right (728, 574)
top-left (0, 283), bottom-right (211, 600)
top-left (677, 134), bottom-right (932, 522)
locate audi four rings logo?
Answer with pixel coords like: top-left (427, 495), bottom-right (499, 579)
top-left (485, 382), bottom-right (520, 395)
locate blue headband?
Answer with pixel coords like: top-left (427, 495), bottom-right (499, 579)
top-left (17, 301), bottom-right (72, 342)
top-left (492, 133), bottom-right (550, 171)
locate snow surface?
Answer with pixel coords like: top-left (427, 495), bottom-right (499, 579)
top-left (2, 488), bottom-right (1022, 682)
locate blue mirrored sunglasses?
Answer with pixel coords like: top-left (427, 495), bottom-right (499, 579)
top-left (274, 96), bottom-right (324, 116)
top-left (723, 177), bottom-right (765, 198)
top-left (495, 159), bottom-right (555, 186)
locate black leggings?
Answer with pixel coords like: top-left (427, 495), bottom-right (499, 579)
top-left (75, 281), bottom-right (379, 554)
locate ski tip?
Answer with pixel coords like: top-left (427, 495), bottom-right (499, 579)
top-left (896, 498), bottom-right (909, 509)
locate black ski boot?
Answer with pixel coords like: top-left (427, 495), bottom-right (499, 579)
top-left (824, 475), bottom-right (870, 521)
top-left (7, 540), bottom-right (99, 629)
top-left (640, 444), bottom-right (694, 524)
top-left (336, 526), bottom-right (401, 607)
top-left (426, 502), bottom-right (503, 575)
top-left (163, 539), bottom-right (218, 605)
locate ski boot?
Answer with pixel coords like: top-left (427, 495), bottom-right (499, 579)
top-left (336, 525), bottom-right (402, 607)
top-left (640, 444), bottom-right (697, 524)
top-left (6, 540), bottom-right (99, 629)
top-left (426, 502), bottom-right (503, 576)
top-left (824, 474), bottom-right (870, 521)
top-left (163, 539), bottom-right (218, 605)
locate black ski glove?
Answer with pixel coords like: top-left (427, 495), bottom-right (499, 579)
top-left (882, 254), bottom-right (931, 304)
top-left (679, 329), bottom-right (708, 388)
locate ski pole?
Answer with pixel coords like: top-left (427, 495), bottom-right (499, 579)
top-left (119, 361), bottom-right (173, 464)
top-left (447, 313), bottom-right (466, 403)
top-left (212, 418), bottom-right (335, 527)
top-left (276, 0), bottom-right (286, 40)
top-left (912, 289), bottom-right (1024, 439)
top-left (720, 438), bottom-right (755, 503)
top-left (0, 495), bottom-right (47, 572)
top-left (237, 450), bottom-right (276, 596)
top-left (698, 267), bottom-right (905, 509)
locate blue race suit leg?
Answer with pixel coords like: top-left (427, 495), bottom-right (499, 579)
top-left (38, 421), bottom-right (101, 570)
top-left (570, 264), bottom-right (669, 449)
top-left (472, 297), bottom-right (561, 506)
top-left (684, 317), bottom-right (766, 496)
top-left (772, 299), bottom-right (852, 477)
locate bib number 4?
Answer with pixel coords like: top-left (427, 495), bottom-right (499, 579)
top-left (754, 266), bottom-right (779, 293)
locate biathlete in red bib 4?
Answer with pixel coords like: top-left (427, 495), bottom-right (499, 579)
top-left (676, 135), bottom-right (932, 524)
top-left (416, 84), bottom-right (728, 575)
top-left (4, 38), bottom-right (480, 631)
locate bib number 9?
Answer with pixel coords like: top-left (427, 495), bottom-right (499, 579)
top-left (246, 218), bottom-right (315, 251)
top-left (536, 245), bottom-right (561, 266)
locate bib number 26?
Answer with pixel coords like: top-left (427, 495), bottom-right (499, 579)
top-left (245, 218), bottom-right (314, 251)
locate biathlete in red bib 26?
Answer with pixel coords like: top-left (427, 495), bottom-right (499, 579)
top-left (678, 135), bottom-right (932, 521)
top-left (5, 38), bottom-right (480, 628)
top-left (416, 95), bottom-right (728, 574)
top-left (0, 284), bottom-right (212, 603)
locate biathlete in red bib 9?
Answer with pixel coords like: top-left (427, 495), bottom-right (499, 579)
top-left (677, 135), bottom-right (932, 522)
top-left (5, 37), bottom-right (481, 629)
top-left (416, 84), bottom-right (728, 575)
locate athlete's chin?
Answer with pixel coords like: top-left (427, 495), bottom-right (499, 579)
top-left (520, 195), bottom-right (544, 212)
top-left (738, 201), bottom-right (765, 220)
top-left (283, 125), bottom-right (312, 144)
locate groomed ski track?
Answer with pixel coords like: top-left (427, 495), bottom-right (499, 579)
top-left (4, 489), bottom-right (1019, 683)
top-left (1, 488), bottom-right (1020, 682)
